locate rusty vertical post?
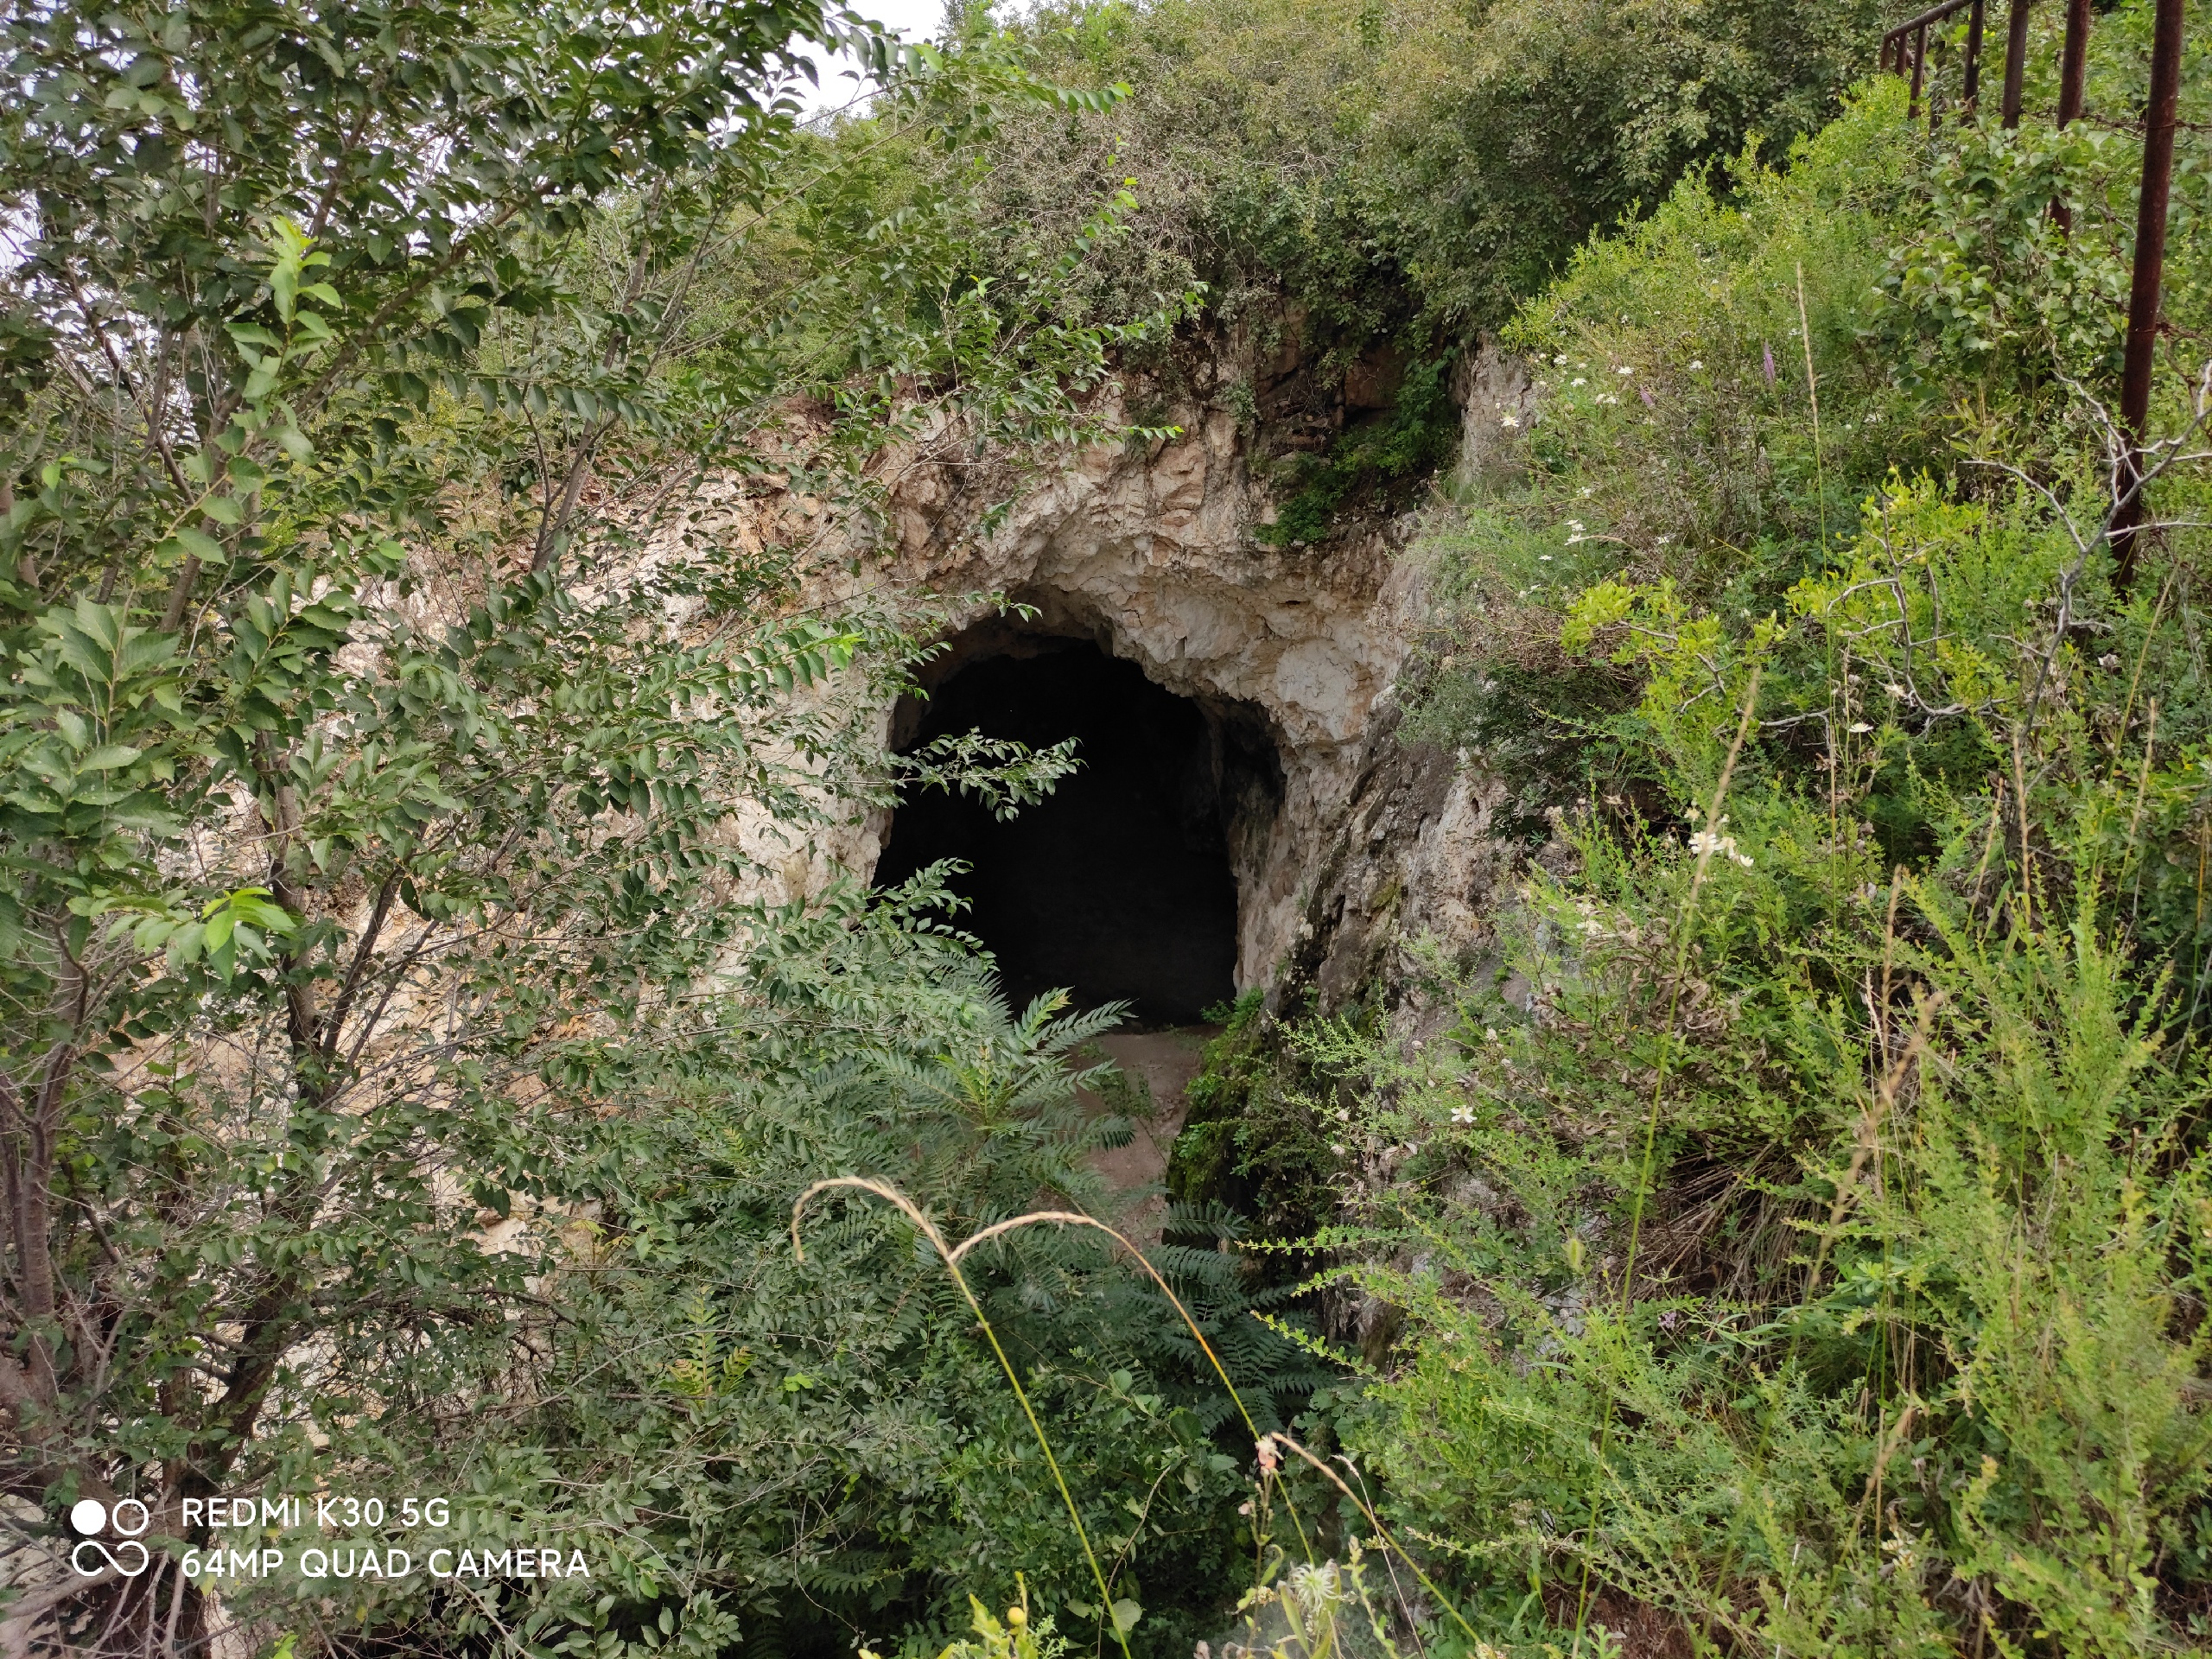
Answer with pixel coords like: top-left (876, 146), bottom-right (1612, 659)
top-left (2000, 0), bottom-right (2031, 126)
top-left (1961, 0), bottom-right (1988, 114)
top-left (2056, 0), bottom-right (2091, 123)
top-left (2111, 0), bottom-right (2185, 588)
top-left (1909, 22), bottom-right (1929, 118)
top-left (2050, 0), bottom-right (2092, 232)
top-left (1934, 26), bottom-right (1948, 130)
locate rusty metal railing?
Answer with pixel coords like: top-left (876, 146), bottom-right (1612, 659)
top-left (1881, 0), bottom-right (1986, 123)
top-left (1875, 0), bottom-right (2190, 589)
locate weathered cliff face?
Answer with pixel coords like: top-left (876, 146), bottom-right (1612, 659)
top-left (773, 330), bottom-right (1529, 1011)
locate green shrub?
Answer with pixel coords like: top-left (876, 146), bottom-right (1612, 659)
top-left (1300, 22), bottom-right (2212, 1654)
top-left (1255, 357), bottom-right (1460, 545)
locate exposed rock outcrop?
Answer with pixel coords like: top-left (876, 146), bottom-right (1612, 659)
top-left (724, 327), bottom-right (1535, 1010)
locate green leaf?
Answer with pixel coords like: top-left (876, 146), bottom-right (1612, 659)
top-left (200, 886), bottom-right (296, 937)
top-left (175, 524), bottom-right (225, 563)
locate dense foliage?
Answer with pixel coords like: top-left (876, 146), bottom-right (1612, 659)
top-left (959, 0), bottom-right (1883, 542)
top-left (11, 0), bottom-right (2210, 1656)
top-left (0, 2), bottom-right (1265, 1653)
top-left (1256, 16), bottom-right (2212, 1653)
top-left (982, 0), bottom-right (1882, 344)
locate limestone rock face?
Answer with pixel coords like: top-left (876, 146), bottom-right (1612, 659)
top-left (1452, 334), bottom-right (1538, 489)
top-left (791, 334), bottom-right (1533, 1009)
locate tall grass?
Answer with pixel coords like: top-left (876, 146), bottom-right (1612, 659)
top-left (792, 1178), bottom-right (1488, 1658)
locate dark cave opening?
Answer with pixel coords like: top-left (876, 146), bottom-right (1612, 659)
top-left (874, 634), bottom-right (1279, 1027)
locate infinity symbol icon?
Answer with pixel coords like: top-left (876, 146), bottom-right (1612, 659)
top-left (71, 1539), bottom-right (150, 1578)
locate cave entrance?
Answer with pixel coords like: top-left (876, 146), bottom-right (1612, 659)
top-left (874, 633), bottom-right (1278, 1027)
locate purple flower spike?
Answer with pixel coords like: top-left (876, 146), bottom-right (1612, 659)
top-left (1639, 383), bottom-right (1655, 407)
top-left (1762, 343), bottom-right (1777, 385)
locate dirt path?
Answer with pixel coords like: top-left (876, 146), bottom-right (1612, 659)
top-left (1082, 1027), bottom-right (1215, 1240)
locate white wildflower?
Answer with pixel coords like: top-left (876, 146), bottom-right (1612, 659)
top-left (1450, 1107), bottom-right (1476, 1125)
top-left (1500, 411), bottom-right (1520, 428)
top-left (1688, 359), bottom-right (1703, 371)
top-left (1847, 721), bottom-right (1872, 734)
top-left (1571, 377), bottom-right (1587, 387)
top-left (1687, 816), bottom-right (1754, 868)
top-left (1554, 353), bottom-right (1570, 365)
top-left (1617, 365), bottom-right (1634, 375)
top-left (1885, 683), bottom-right (1907, 698)
top-left (1656, 535), bottom-right (1672, 545)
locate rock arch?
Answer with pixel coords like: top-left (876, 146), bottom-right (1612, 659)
top-left (851, 382), bottom-right (1509, 1008)
top-left (735, 346), bottom-right (1526, 1010)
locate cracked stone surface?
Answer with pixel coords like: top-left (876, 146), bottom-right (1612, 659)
top-left (694, 334), bottom-right (1535, 1009)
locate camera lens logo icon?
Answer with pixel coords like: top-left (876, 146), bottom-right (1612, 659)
top-left (70, 1497), bottom-right (151, 1578)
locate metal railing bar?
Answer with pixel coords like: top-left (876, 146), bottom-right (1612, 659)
top-left (1999, 0), bottom-right (2032, 127)
top-left (1960, 0), bottom-right (1988, 112)
top-left (1882, 0), bottom-right (1975, 48)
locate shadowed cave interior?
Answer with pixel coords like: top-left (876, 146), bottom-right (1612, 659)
top-left (874, 633), bottom-right (1280, 1027)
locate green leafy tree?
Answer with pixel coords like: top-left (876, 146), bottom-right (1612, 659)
top-left (0, 1), bottom-right (1183, 1649)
